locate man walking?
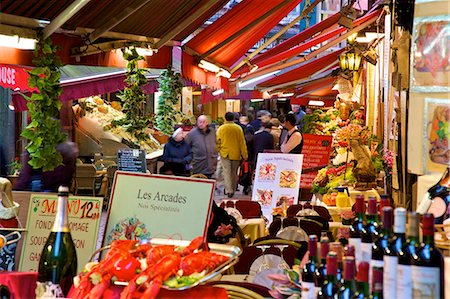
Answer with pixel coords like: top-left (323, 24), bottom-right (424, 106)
top-left (185, 115), bottom-right (218, 178)
top-left (216, 112), bottom-right (248, 198)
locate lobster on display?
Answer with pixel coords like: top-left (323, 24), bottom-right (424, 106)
top-left (72, 237), bottom-right (230, 299)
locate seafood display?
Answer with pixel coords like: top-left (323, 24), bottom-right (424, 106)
top-left (71, 237), bottom-right (239, 299)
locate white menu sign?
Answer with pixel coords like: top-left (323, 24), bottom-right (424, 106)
top-left (251, 153), bottom-right (303, 221)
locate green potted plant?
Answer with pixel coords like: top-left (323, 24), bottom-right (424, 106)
top-left (21, 31), bottom-right (66, 171)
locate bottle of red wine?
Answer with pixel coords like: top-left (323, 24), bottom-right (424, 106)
top-left (370, 267), bottom-right (383, 299)
top-left (318, 251), bottom-right (339, 299)
top-left (416, 167), bottom-right (450, 224)
top-left (378, 195), bottom-right (390, 214)
top-left (383, 207), bottom-right (406, 298)
top-left (353, 261), bottom-right (370, 299)
top-left (338, 256), bottom-right (356, 299)
top-left (371, 206), bottom-right (393, 285)
top-left (301, 235), bottom-right (318, 299)
top-left (37, 186), bottom-right (78, 297)
top-left (315, 236), bottom-right (330, 290)
top-left (361, 197), bottom-right (379, 263)
top-left (348, 194), bottom-right (365, 265)
top-left (331, 242), bottom-right (343, 285)
top-left (396, 212), bottom-right (420, 299)
top-left (411, 213), bottom-right (444, 298)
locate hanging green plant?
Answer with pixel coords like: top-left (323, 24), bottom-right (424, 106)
top-left (20, 31), bottom-right (66, 172)
top-left (110, 46), bottom-right (152, 145)
top-left (155, 66), bottom-right (184, 135)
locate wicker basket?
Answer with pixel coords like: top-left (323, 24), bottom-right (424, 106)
top-left (435, 223), bottom-right (450, 252)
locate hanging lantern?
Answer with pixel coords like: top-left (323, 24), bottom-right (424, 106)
top-left (339, 51), bottom-right (362, 71)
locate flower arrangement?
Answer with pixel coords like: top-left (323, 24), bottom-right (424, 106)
top-left (340, 210), bottom-right (356, 225)
top-left (272, 206), bottom-right (287, 218)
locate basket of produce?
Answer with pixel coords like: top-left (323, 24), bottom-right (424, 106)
top-left (71, 237), bottom-right (241, 298)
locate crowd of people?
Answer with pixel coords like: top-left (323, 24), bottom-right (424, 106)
top-left (161, 105), bottom-right (307, 197)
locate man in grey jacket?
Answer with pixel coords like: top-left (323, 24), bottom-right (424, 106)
top-left (185, 115), bottom-right (218, 178)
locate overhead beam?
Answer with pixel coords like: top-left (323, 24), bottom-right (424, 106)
top-left (238, 14), bottom-right (380, 82)
top-left (71, 40), bottom-right (129, 57)
top-left (75, 27), bottom-right (158, 44)
top-left (230, 0), bottom-right (324, 74)
top-left (43, 0), bottom-right (92, 38)
top-left (0, 24), bottom-right (36, 39)
top-left (87, 0), bottom-right (152, 43)
top-left (155, 0), bottom-right (218, 49)
top-left (200, 0), bottom-right (291, 60)
top-left (0, 13), bottom-right (45, 28)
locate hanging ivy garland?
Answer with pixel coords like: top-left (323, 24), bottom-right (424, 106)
top-left (155, 66), bottom-right (184, 135)
top-left (111, 46), bottom-right (152, 145)
top-left (21, 31), bottom-right (66, 172)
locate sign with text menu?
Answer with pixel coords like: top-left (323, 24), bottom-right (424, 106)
top-left (300, 134), bottom-right (333, 188)
top-left (104, 172), bottom-right (215, 245)
top-left (252, 153), bottom-right (303, 222)
top-left (118, 149), bottom-right (147, 173)
top-left (19, 194), bottom-right (103, 273)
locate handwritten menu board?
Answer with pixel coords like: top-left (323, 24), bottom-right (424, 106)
top-left (252, 153), bottom-right (303, 222)
top-left (19, 194), bottom-right (103, 273)
top-left (118, 149), bottom-right (147, 173)
top-left (300, 134), bottom-right (333, 188)
top-left (104, 172), bottom-right (215, 245)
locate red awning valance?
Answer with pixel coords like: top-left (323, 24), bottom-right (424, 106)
top-left (294, 76), bottom-right (337, 97)
top-left (186, 0), bottom-right (303, 69)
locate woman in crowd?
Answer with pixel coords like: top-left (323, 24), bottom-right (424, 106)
top-left (161, 127), bottom-right (193, 176)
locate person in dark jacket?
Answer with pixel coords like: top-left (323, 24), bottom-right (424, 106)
top-left (161, 127), bottom-right (193, 176)
top-left (14, 141), bottom-right (79, 192)
top-left (185, 115), bottom-right (217, 178)
top-left (253, 121), bottom-right (274, 164)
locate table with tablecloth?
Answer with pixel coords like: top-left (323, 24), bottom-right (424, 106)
top-left (238, 218), bottom-right (267, 243)
top-left (329, 222), bottom-right (350, 240)
top-left (0, 272), bottom-right (229, 299)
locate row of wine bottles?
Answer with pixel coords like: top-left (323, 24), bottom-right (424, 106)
top-left (301, 195), bottom-right (445, 299)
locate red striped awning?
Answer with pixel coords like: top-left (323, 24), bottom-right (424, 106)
top-left (256, 49), bottom-right (344, 88)
top-left (186, 0), bottom-right (303, 69)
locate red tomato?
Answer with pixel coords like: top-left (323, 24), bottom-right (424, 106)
top-left (112, 256), bottom-right (140, 281)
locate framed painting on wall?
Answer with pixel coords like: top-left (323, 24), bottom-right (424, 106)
top-left (423, 98), bottom-right (450, 174)
top-left (410, 15), bottom-right (450, 92)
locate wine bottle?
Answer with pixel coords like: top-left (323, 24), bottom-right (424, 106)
top-left (301, 235), bottom-right (318, 299)
top-left (383, 207), bottom-right (406, 299)
top-left (315, 236), bottom-right (330, 290)
top-left (361, 197), bottom-right (379, 263)
top-left (370, 267), bottom-right (383, 299)
top-left (348, 194), bottom-right (365, 265)
top-left (318, 251), bottom-right (339, 299)
top-left (37, 186), bottom-right (78, 297)
top-left (371, 206), bottom-right (393, 284)
top-left (416, 167), bottom-right (450, 224)
top-left (396, 212), bottom-right (420, 299)
top-left (331, 242), bottom-right (343, 285)
top-left (411, 213), bottom-right (444, 299)
top-left (338, 256), bottom-right (356, 299)
top-left (353, 261), bottom-right (370, 299)
top-left (378, 195), bottom-right (390, 214)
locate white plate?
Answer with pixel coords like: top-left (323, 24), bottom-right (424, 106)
top-left (249, 254), bottom-right (281, 276)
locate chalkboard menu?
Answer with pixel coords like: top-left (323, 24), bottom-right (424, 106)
top-left (117, 149), bottom-right (147, 173)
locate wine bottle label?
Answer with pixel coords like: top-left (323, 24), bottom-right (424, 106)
top-left (301, 281), bottom-right (316, 299)
top-left (383, 255), bottom-right (398, 298)
top-left (348, 238), bottom-right (362, 264)
top-left (35, 281), bottom-right (64, 299)
top-left (369, 259), bottom-right (384, 292)
top-left (397, 264), bottom-right (412, 299)
top-left (411, 265), bottom-right (441, 299)
top-left (361, 242), bottom-right (372, 262)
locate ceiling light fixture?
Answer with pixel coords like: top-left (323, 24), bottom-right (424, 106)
top-left (212, 89), bottom-right (224, 96)
top-left (217, 68), bottom-right (231, 78)
top-left (308, 100), bottom-right (325, 106)
top-left (198, 59), bottom-right (220, 73)
top-left (136, 47), bottom-right (157, 56)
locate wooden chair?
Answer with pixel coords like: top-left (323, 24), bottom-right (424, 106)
top-left (282, 216), bottom-right (299, 228)
top-left (104, 165), bottom-right (118, 207)
top-left (299, 217), bottom-right (323, 237)
top-left (73, 164), bottom-right (102, 196)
